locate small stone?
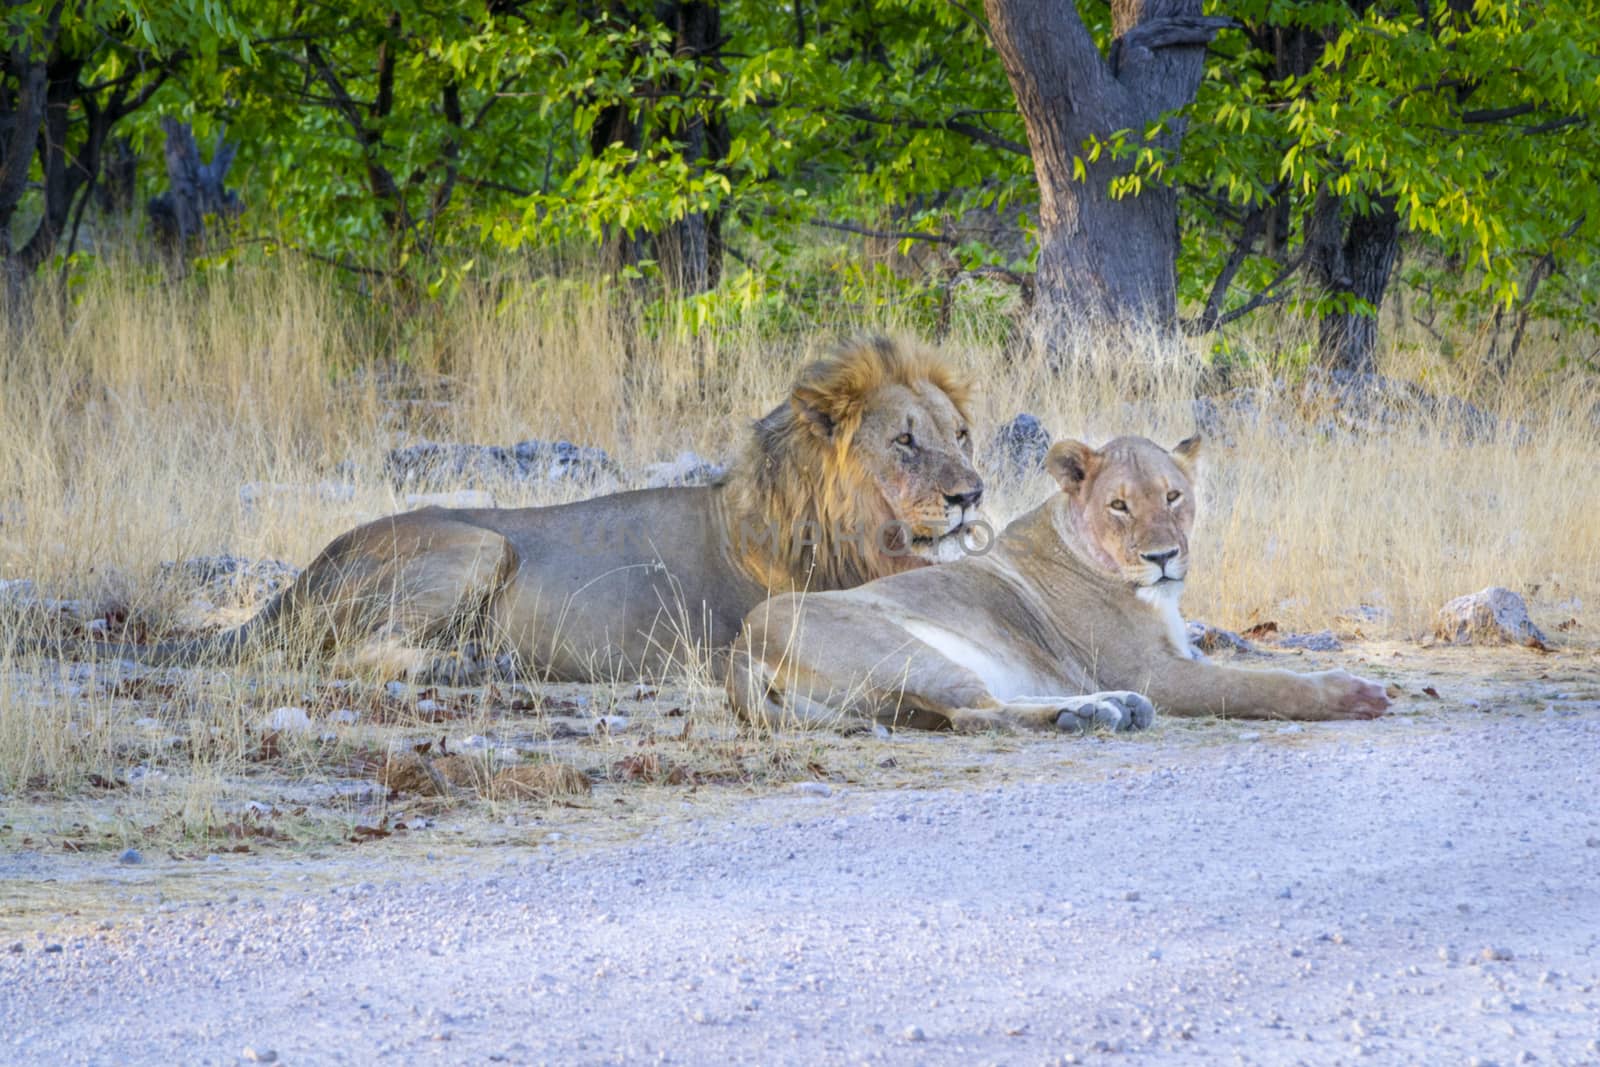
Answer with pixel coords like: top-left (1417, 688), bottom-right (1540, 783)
top-left (1439, 946), bottom-right (1459, 964)
top-left (1186, 621), bottom-right (1255, 655)
top-left (902, 1025), bottom-right (926, 1042)
top-left (7, 942), bottom-right (22, 953)
top-left (1121, 889), bottom-right (1142, 902)
top-left (591, 715), bottom-right (630, 735)
top-left (262, 706), bottom-right (312, 733)
top-left (988, 414), bottom-right (1052, 476)
top-left (1585, 836), bottom-right (1599, 848)
top-left (794, 782), bottom-right (832, 798)
top-left (1481, 946), bottom-right (1515, 962)
top-left (241, 1048), bottom-right (278, 1063)
top-left (1237, 731), bottom-right (1262, 741)
top-left (1277, 886), bottom-right (1293, 899)
top-left (117, 848), bottom-right (143, 866)
top-left (415, 699), bottom-right (443, 716)
top-left (1276, 629), bottom-right (1343, 652)
top-left (43, 944), bottom-right (63, 954)
top-left (1276, 724), bottom-right (1305, 734)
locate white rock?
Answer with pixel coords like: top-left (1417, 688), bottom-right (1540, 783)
top-left (262, 706), bottom-right (312, 733)
top-left (1434, 587), bottom-right (1548, 647)
top-left (794, 782), bottom-right (832, 798)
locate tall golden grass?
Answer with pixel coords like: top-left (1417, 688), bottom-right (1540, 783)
top-left (0, 253), bottom-right (1595, 811)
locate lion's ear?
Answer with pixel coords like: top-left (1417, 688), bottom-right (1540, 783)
top-left (1171, 434), bottom-right (1203, 478)
top-left (1045, 440), bottom-right (1098, 496)
top-left (791, 384), bottom-right (841, 440)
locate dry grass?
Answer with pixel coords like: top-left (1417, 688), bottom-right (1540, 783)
top-left (1, 255), bottom-right (1596, 842)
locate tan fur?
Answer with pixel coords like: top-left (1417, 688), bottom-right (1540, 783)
top-left (723, 335), bottom-right (980, 590)
top-left (79, 337), bottom-right (983, 683)
top-left (729, 434), bottom-right (1390, 731)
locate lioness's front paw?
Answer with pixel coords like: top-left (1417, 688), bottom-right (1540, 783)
top-left (1318, 670), bottom-right (1390, 720)
top-left (1055, 691), bottom-right (1155, 734)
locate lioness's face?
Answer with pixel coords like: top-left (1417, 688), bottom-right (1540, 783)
top-left (1047, 435), bottom-right (1201, 586)
top-left (852, 381), bottom-right (985, 560)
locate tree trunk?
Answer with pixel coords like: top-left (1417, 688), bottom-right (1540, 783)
top-left (984, 0), bottom-right (1230, 343)
top-left (652, 0), bottom-right (726, 295)
top-left (146, 117), bottom-right (240, 259)
top-left (1307, 190), bottom-right (1400, 373)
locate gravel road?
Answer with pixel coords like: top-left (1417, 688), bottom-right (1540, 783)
top-left (5, 710), bottom-right (1599, 1066)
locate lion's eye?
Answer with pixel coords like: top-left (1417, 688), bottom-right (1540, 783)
top-left (1109, 499), bottom-right (1130, 513)
top-left (956, 428), bottom-right (969, 443)
top-left (1167, 489), bottom-right (1182, 504)
top-left (895, 433), bottom-right (915, 448)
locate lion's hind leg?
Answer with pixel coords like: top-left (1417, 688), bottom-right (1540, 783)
top-left (290, 511), bottom-right (519, 679)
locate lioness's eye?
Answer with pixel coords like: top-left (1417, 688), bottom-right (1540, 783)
top-left (1167, 489), bottom-right (1182, 504)
top-left (956, 428), bottom-right (969, 443)
top-left (1109, 500), bottom-right (1130, 513)
top-left (895, 433), bottom-right (915, 448)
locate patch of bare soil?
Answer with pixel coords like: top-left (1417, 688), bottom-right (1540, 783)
top-left (1, 636), bottom-right (1595, 938)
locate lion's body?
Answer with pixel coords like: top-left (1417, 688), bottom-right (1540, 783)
top-left (101, 338), bottom-right (984, 682)
top-left (729, 436), bottom-right (1389, 731)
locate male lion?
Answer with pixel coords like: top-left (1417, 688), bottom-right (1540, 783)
top-left (728, 434), bottom-right (1389, 731)
top-left (66, 337), bottom-right (983, 683)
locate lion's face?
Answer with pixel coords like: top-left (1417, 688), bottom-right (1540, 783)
top-left (1046, 435), bottom-right (1201, 587)
top-left (788, 339), bottom-right (983, 565)
top-left (848, 381), bottom-right (983, 559)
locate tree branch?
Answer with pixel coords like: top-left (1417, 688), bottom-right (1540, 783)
top-left (1111, 15), bottom-right (1237, 77)
top-left (839, 105), bottom-right (1029, 156)
top-left (1181, 250), bottom-right (1306, 335)
top-left (808, 217), bottom-right (958, 245)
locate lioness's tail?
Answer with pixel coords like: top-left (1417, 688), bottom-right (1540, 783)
top-left (12, 588), bottom-right (289, 668)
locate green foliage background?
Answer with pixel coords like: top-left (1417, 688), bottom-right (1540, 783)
top-left (5, 0), bottom-right (1597, 355)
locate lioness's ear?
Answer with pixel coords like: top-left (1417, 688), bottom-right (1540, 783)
top-left (1171, 434), bottom-right (1203, 478)
top-left (1045, 440), bottom-right (1097, 496)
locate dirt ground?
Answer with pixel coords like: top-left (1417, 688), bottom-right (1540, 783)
top-left (2, 639), bottom-right (1598, 1064)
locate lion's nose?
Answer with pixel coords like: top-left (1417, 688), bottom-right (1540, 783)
top-left (944, 483), bottom-right (983, 510)
top-left (1141, 548), bottom-right (1179, 568)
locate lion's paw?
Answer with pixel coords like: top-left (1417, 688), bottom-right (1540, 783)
top-left (1055, 691), bottom-right (1155, 734)
top-left (1317, 670), bottom-right (1390, 720)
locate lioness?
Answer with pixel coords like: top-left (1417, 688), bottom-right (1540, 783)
top-left (76, 337), bottom-right (984, 682)
top-left (728, 434), bottom-right (1389, 731)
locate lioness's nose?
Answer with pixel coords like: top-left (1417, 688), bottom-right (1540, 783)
top-left (944, 483), bottom-right (983, 510)
top-left (1141, 548), bottom-right (1179, 567)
